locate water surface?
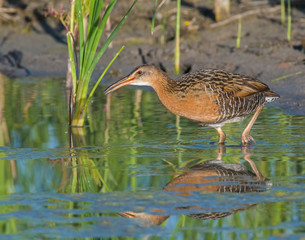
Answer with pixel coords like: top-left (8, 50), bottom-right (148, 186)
top-left (0, 76), bottom-right (305, 239)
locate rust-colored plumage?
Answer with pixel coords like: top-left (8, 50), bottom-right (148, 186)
top-left (105, 65), bottom-right (280, 144)
top-left (119, 154), bottom-right (267, 224)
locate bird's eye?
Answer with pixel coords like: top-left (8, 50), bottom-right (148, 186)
top-left (137, 70), bottom-right (142, 75)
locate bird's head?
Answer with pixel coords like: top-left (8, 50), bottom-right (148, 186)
top-left (104, 65), bottom-right (162, 95)
top-left (119, 211), bottom-right (169, 226)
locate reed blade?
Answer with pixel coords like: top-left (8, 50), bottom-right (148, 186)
top-left (287, 0), bottom-right (291, 42)
top-left (75, 0), bottom-right (85, 80)
top-left (174, 0), bottom-right (181, 74)
top-left (85, 46), bottom-right (125, 111)
top-left (87, 0), bottom-right (138, 79)
top-left (236, 17), bottom-right (242, 48)
top-left (84, 0), bottom-right (117, 75)
top-left (151, 0), bottom-right (158, 34)
top-left (67, 32), bottom-right (77, 96)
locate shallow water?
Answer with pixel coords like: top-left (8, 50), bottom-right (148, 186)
top-left (0, 76), bottom-right (305, 239)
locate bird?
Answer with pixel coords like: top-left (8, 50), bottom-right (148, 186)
top-left (119, 149), bottom-right (268, 225)
top-left (104, 65), bottom-right (280, 145)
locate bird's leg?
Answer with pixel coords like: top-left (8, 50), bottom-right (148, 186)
top-left (242, 146), bottom-right (264, 181)
top-left (216, 144), bottom-right (226, 160)
top-left (241, 105), bottom-right (264, 145)
top-left (215, 127), bottom-right (226, 144)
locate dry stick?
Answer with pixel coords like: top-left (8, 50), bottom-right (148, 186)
top-left (0, 7), bottom-right (17, 13)
top-left (0, 8), bottom-right (18, 21)
top-left (157, 0), bottom-right (167, 9)
top-left (210, 5), bottom-right (281, 29)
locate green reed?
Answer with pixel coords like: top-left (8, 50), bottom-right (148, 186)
top-left (281, 0), bottom-right (292, 42)
top-left (271, 71), bottom-right (302, 82)
top-left (287, 0), bottom-right (291, 42)
top-left (67, 0), bottom-right (137, 127)
top-left (151, 0), bottom-right (181, 74)
top-left (236, 17), bottom-right (242, 49)
top-left (281, 0), bottom-right (285, 25)
top-left (151, 0), bottom-right (158, 34)
top-left (174, 0), bottom-right (181, 74)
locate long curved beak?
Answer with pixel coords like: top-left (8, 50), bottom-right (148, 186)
top-left (104, 76), bottom-right (135, 95)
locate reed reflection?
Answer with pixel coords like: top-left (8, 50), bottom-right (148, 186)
top-left (120, 146), bottom-right (269, 225)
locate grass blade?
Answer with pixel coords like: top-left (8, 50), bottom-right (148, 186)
top-left (271, 72), bottom-right (302, 82)
top-left (85, 45), bottom-right (125, 110)
top-left (85, 1), bottom-right (117, 75)
top-left (70, 0), bottom-right (76, 34)
top-left (87, 0), bottom-right (100, 33)
top-left (81, 0), bottom-right (100, 71)
top-left (67, 32), bottom-right (77, 94)
top-left (236, 17), bottom-right (242, 48)
top-left (151, 0), bottom-right (158, 34)
top-left (281, 0), bottom-right (285, 26)
top-left (86, 0), bottom-right (138, 82)
top-left (287, 0), bottom-right (291, 42)
top-left (75, 0), bottom-right (85, 79)
top-left (76, 0), bottom-right (106, 103)
top-left (174, 0), bottom-right (181, 74)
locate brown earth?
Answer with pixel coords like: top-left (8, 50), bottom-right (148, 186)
top-left (0, 0), bottom-right (305, 114)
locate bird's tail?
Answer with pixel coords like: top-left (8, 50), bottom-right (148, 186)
top-left (264, 90), bottom-right (280, 102)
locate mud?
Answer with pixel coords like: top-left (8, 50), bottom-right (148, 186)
top-left (0, 0), bottom-right (305, 114)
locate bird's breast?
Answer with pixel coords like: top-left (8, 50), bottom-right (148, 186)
top-left (157, 91), bottom-right (220, 123)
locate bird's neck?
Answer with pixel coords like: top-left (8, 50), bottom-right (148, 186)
top-left (150, 72), bottom-right (177, 95)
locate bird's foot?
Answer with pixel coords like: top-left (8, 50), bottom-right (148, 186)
top-left (241, 134), bottom-right (255, 145)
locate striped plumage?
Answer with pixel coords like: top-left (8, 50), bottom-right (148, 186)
top-left (105, 65), bottom-right (280, 144)
top-left (164, 159), bottom-right (267, 220)
top-left (167, 159), bottom-right (266, 194)
top-left (167, 69), bottom-right (278, 125)
top-left (120, 158), bottom-right (267, 224)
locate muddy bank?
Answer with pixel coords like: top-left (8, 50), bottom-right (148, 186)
top-left (0, 0), bottom-right (305, 114)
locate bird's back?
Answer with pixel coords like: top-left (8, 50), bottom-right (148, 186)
top-left (175, 69), bottom-right (278, 99)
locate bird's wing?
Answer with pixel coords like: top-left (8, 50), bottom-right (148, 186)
top-left (222, 74), bottom-right (270, 98)
top-left (180, 70), bottom-right (270, 98)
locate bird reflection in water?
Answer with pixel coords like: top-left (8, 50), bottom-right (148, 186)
top-left (120, 146), bottom-right (269, 225)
